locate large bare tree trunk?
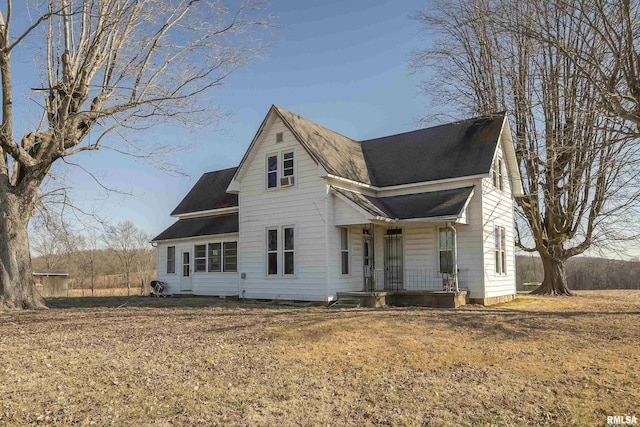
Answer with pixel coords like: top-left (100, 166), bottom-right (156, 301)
top-left (0, 192), bottom-right (46, 310)
top-left (532, 254), bottom-right (574, 296)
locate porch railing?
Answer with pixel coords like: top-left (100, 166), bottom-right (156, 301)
top-left (364, 268), bottom-right (469, 292)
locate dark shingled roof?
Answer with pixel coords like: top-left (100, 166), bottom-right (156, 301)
top-left (274, 106), bottom-right (371, 184)
top-left (360, 115), bottom-right (504, 187)
top-left (333, 186), bottom-right (474, 220)
top-left (152, 213), bottom-right (239, 242)
top-left (171, 167), bottom-right (238, 216)
top-left (273, 106), bottom-right (504, 187)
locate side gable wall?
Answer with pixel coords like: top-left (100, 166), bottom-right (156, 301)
top-left (237, 114), bottom-right (329, 300)
top-left (481, 137), bottom-right (517, 298)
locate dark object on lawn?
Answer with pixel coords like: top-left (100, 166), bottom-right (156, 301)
top-left (150, 280), bottom-right (171, 297)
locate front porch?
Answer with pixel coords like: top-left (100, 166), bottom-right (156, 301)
top-left (336, 290), bottom-right (468, 308)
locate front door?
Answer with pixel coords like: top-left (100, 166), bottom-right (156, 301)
top-left (181, 250), bottom-right (192, 291)
top-left (384, 230), bottom-right (403, 290)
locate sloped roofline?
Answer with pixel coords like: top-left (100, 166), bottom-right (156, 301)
top-left (229, 106), bottom-right (521, 192)
top-left (229, 105), bottom-right (331, 191)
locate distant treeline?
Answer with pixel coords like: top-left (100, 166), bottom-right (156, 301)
top-left (516, 255), bottom-right (640, 290)
top-left (34, 251), bottom-right (640, 291)
top-left (32, 248), bottom-right (156, 291)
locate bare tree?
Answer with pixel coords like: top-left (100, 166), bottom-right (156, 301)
top-left (133, 229), bottom-right (154, 295)
top-left (103, 220), bottom-right (147, 296)
top-left (75, 229), bottom-right (100, 296)
top-left (30, 219), bottom-right (67, 271)
top-left (412, 0), bottom-right (640, 295)
top-left (0, 0), bottom-right (271, 309)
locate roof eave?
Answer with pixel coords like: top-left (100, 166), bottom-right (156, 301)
top-left (152, 231), bottom-right (240, 244)
top-left (171, 206), bottom-right (239, 219)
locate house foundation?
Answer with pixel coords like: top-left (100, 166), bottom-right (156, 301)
top-left (336, 290), bottom-right (468, 308)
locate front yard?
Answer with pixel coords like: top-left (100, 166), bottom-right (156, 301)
top-left (0, 291), bottom-right (638, 426)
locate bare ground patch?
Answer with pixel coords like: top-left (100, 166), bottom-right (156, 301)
top-left (0, 291), bottom-right (638, 426)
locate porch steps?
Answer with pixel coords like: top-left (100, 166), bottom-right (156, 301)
top-left (328, 297), bottom-right (361, 309)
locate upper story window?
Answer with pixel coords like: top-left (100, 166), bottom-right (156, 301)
top-left (267, 155), bottom-right (278, 189)
top-left (275, 132), bottom-right (284, 143)
top-left (493, 158), bottom-right (504, 191)
top-left (494, 225), bottom-right (507, 275)
top-left (267, 151), bottom-right (295, 189)
top-left (282, 152), bottom-right (294, 177)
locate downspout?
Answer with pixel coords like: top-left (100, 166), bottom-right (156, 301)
top-left (447, 222), bottom-right (459, 292)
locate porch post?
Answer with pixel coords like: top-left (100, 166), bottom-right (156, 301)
top-left (448, 222), bottom-right (459, 292)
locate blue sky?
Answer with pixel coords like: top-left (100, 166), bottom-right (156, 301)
top-left (32, 0), bottom-right (430, 237)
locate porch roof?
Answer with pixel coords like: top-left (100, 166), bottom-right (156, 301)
top-left (152, 213), bottom-right (239, 242)
top-left (332, 186), bottom-right (474, 221)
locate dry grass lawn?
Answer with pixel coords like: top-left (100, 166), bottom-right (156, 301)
top-left (0, 291), bottom-right (638, 426)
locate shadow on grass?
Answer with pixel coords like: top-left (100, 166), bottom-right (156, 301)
top-left (38, 295), bottom-right (640, 343)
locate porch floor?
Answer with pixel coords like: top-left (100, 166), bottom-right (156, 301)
top-left (336, 290), bottom-right (468, 308)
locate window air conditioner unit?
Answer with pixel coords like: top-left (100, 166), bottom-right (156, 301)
top-left (280, 176), bottom-right (295, 187)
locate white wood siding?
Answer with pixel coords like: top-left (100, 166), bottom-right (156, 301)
top-left (454, 186), bottom-right (485, 298)
top-left (481, 141), bottom-right (517, 298)
top-left (238, 115), bottom-right (329, 301)
top-left (156, 234), bottom-right (240, 296)
top-left (327, 199), bottom-right (364, 300)
top-left (333, 195), bottom-right (368, 225)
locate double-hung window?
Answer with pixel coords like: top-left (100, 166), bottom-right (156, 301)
top-left (223, 242), bottom-right (238, 272)
top-left (266, 227), bottom-right (295, 276)
top-left (194, 245), bottom-right (206, 272)
top-left (494, 225), bottom-right (507, 274)
top-left (282, 152), bottom-right (294, 179)
top-left (206, 242), bottom-right (236, 272)
top-left (267, 151), bottom-right (295, 189)
top-left (267, 155), bottom-right (278, 189)
top-left (439, 228), bottom-right (455, 274)
top-left (267, 228), bottom-right (278, 275)
top-left (283, 227), bottom-right (295, 275)
top-left (167, 246), bottom-right (175, 274)
top-left (340, 228), bottom-right (349, 274)
top-left (208, 243), bottom-right (221, 272)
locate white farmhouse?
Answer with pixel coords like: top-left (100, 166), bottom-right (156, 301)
top-left (153, 105), bottom-right (523, 306)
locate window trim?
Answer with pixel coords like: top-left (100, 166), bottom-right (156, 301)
top-left (340, 227), bottom-right (350, 275)
top-left (267, 227), bottom-right (279, 276)
top-left (208, 242), bottom-right (222, 273)
top-left (266, 153), bottom-right (278, 190)
top-left (194, 244), bottom-right (207, 273)
top-left (282, 151), bottom-right (295, 178)
top-left (223, 241), bottom-right (238, 273)
top-left (166, 246), bottom-right (176, 274)
top-left (494, 225), bottom-right (507, 275)
top-left (283, 226), bottom-right (295, 276)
